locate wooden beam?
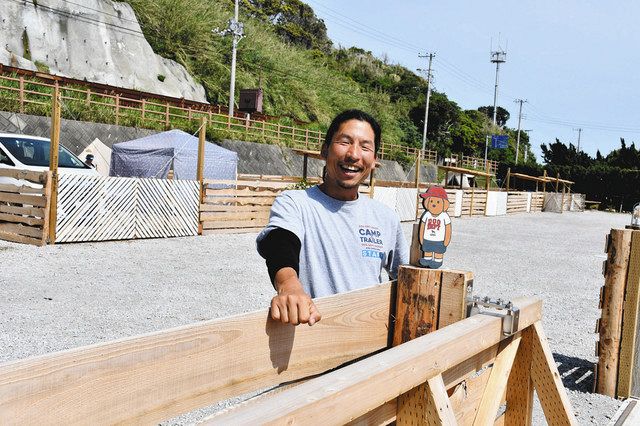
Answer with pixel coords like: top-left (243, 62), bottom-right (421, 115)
top-left (530, 322), bottom-right (577, 425)
top-left (197, 117), bottom-right (206, 235)
top-left (505, 326), bottom-right (534, 425)
top-left (203, 297), bottom-right (542, 425)
top-left (617, 230), bottom-right (640, 397)
top-left (393, 266), bottom-right (442, 425)
top-left (0, 283), bottom-right (394, 425)
top-left (596, 229), bottom-right (632, 396)
top-left (424, 374), bottom-right (458, 425)
top-left (473, 335), bottom-right (522, 426)
top-left (48, 87), bottom-right (61, 244)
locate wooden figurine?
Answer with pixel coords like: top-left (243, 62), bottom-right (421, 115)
top-left (417, 186), bottom-right (452, 268)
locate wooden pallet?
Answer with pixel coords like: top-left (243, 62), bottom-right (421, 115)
top-left (0, 169), bottom-right (51, 246)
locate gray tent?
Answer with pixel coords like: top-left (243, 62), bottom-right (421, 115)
top-left (109, 129), bottom-right (237, 180)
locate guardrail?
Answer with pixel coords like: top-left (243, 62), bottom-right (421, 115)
top-left (0, 70), bottom-right (439, 162)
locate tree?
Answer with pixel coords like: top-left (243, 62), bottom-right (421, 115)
top-left (540, 139), bottom-right (593, 167)
top-left (477, 106), bottom-right (510, 127)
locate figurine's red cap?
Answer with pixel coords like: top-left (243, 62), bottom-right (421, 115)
top-left (420, 186), bottom-right (448, 200)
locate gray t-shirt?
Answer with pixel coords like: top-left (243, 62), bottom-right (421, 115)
top-left (256, 185), bottom-right (409, 298)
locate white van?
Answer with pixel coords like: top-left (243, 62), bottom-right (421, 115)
top-left (0, 133), bottom-right (99, 186)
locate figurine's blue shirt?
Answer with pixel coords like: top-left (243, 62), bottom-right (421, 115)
top-left (257, 185), bottom-right (409, 298)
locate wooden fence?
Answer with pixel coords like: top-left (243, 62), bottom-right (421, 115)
top-left (0, 266), bottom-right (576, 425)
top-left (596, 228), bottom-right (640, 398)
top-left (56, 174), bottom-right (199, 242)
top-left (0, 71), bottom-right (438, 164)
top-left (0, 169), bottom-right (51, 245)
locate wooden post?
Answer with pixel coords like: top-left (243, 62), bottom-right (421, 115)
top-left (414, 154), bottom-right (421, 188)
top-left (560, 182), bottom-right (566, 214)
top-left (196, 118), bottom-right (207, 236)
top-left (302, 154), bottom-right (308, 181)
top-left (555, 172), bottom-right (560, 192)
top-left (115, 94), bottom-right (120, 126)
top-left (19, 75), bottom-right (24, 113)
top-left (506, 167), bottom-right (511, 191)
top-left (392, 265), bottom-right (472, 425)
top-left (469, 187), bottom-right (474, 216)
top-left (596, 229), bottom-right (633, 396)
top-left (393, 266), bottom-right (443, 425)
top-left (141, 98), bottom-right (146, 121)
top-left (165, 102), bottom-right (170, 129)
top-left (277, 124), bottom-right (281, 144)
top-left (616, 230), bottom-right (640, 397)
top-left (48, 88), bottom-right (61, 245)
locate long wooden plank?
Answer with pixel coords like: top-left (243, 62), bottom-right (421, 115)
top-left (597, 229), bottom-right (632, 396)
top-left (530, 322), bottom-right (577, 425)
top-left (0, 192), bottom-right (47, 207)
top-left (0, 229), bottom-right (43, 246)
top-left (0, 168), bottom-right (48, 184)
top-left (0, 222), bottom-right (43, 238)
top-left (0, 212), bottom-right (44, 226)
top-left (199, 204), bottom-right (272, 213)
top-left (203, 196), bottom-right (275, 205)
top-left (206, 188), bottom-right (281, 197)
top-left (348, 343), bottom-right (503, 426)
top-left (0, 183), bottom-right (46, 194)
top-left (202, 219), bottom-right (268, 229)
top-left (473, 335), bottom-right (522, 426)
top-left (0, 282), bottom-right (394, 425)
top-left (203, 297), bottom-right (542, 425)
top-left (0, 203), bottom-right (46, 218)
top-left (200, 210), bottom-right (271, 222)
top-left (202, 227), bottom-right (263, 235)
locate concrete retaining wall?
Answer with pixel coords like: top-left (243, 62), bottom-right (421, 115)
top-left (0, 111), bottom-right (434, 182)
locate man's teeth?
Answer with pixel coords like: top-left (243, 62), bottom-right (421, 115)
top-left (341, 165), bottom-right (361, 172)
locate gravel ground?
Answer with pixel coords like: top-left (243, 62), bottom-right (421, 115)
top-left (0, 210), bottom-right (629, 424)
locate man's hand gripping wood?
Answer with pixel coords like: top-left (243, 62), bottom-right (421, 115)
top-left (271, 267), bottom-right (322, 326)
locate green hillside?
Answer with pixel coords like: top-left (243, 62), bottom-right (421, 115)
top-left (123, 0), bottom-right (535, 165)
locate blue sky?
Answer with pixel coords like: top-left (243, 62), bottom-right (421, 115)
top-left (305, 0), bottom-right (640, 161)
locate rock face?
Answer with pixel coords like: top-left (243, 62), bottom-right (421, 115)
top-left (0, 0), bottom-right (207, 102)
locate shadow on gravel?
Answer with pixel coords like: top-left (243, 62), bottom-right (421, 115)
top-left (553, 352), bottom-right (595, 393)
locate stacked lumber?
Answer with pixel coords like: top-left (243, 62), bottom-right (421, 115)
top-left (507, 192), bottom-right (529, 213)
top-left (0, 169), bottom-right (51, 246)
top-left (596, 228), bottom-right (640, 398)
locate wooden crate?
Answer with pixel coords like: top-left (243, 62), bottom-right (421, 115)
top-left (0, 169), bottom-right (51, 246)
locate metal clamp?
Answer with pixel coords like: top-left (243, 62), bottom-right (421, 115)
top-left (467, 295), bottom-right (520, 336)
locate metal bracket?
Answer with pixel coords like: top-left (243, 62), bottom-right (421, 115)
top-left (467, 295), bottom-right (520, 336)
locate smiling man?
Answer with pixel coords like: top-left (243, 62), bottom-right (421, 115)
top-left (256, 109), bottom-right (409, 326)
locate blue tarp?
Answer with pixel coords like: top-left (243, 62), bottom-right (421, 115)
top-left (109, 129), bottom-right (237, 181)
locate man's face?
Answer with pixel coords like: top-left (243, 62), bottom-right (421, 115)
top-left (321, 119), bottom-right (376, 200)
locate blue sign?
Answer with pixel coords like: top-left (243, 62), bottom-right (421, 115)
top-left (491, 135), bottom-right (509, 149)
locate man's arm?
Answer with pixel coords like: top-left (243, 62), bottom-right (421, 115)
top-left (257, 228), bottom-right (322, 326)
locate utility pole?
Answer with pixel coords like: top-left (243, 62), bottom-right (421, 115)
top-left (485, 47), bottom-right (507, 166)
top-left (514, 99), bottom-right (527, 165)
top-left (418, 53), bottom-right (435, 155)
top-left (213, 0), bottom-right (244, 117)
top-left (415, 52), bottom-right (435, 188)
top-left (573, 128), bottom-right (583, 152)
top-left (523, 129), bottom-right (532, 163)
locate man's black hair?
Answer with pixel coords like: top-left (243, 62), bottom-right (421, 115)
top-left (323, 109), bottom-right (382, 154)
